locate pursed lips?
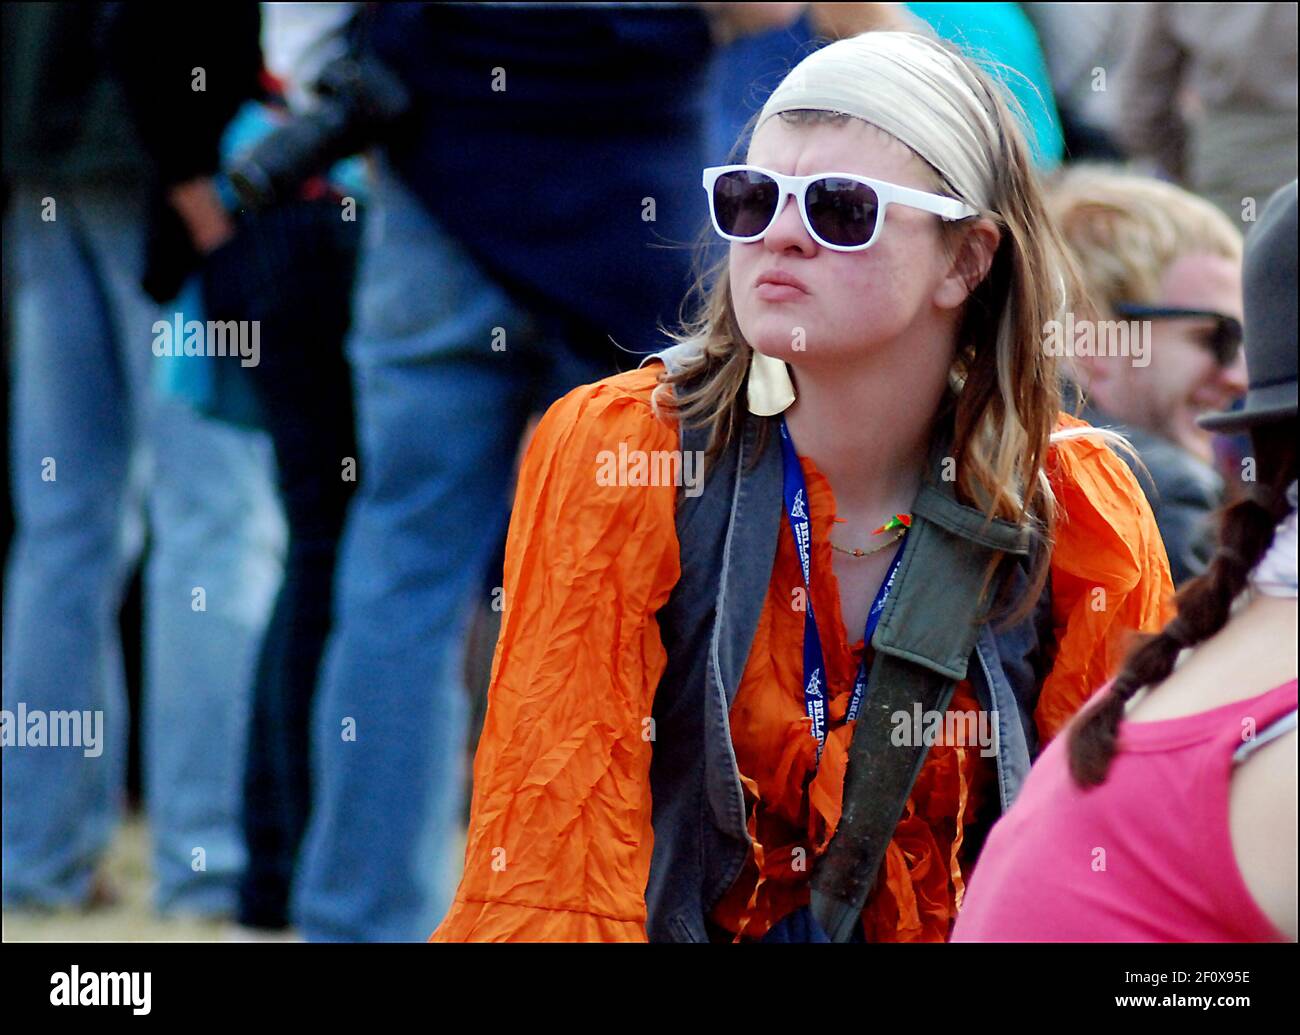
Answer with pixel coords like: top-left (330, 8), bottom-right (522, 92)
top-left (755, 270), bottom-right (810, 297)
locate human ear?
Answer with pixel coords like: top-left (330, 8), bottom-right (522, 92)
top-left (933, 219), bottom-right (1001, 310)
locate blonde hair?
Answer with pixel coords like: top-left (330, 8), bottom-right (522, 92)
top-left (650, 32), bottom-right (1095, 619)
top-left (1047, 165), bottom-right (1244, 319)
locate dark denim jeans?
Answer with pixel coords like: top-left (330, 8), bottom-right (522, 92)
top-left (198, 200), bottom-right (363, 929)
top-left (757, 904), bottom-right (868, 943)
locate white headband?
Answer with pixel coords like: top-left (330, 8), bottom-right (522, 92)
top-left (756, 31), bottom-right (998, 210)
top-left (746, 31), bottom-right (1002, 415)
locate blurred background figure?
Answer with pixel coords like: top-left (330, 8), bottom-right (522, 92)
top-left (1048, 166), bottom-right (1248, 586)
top-left (905, 1), bottom-right (1064, 168)
top-left (1023, 1), bottom-right (1134, 161)
top-left (707, 2), bottom-right (1064, 171)
top-left (705, 4), bottom-right (910, 163)
top-left (2, 2), bottom-right (284, 919)
top-left (218, 2), bottom-right (366, 940)
top-left (1116, 2), bottom-right (1299, 220)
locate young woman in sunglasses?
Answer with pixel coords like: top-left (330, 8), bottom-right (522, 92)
top-left (432, 31), bottom-right (1174, 943)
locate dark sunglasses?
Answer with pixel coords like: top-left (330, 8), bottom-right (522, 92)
top-left (1112, 303), bottom-right (1244, 367)
top-left (702, 165), bottom-right (977, 252)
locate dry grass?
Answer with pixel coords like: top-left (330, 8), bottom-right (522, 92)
top-left (3, 812), bottom-right (470, 942)
top-left (3, 813), bottom-right (229, 942)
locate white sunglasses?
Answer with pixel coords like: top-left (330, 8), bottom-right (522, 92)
top-left (702, 164), bottom-right (978, 252)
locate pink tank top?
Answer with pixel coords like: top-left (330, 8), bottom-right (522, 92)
top-left (951, 678), bottom-right (1298, 942)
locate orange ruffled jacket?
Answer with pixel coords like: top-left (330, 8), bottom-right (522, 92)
top-left (430, 365), bottom-right (1175, 942)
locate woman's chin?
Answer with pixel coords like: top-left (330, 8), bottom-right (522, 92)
top-left (744, 323), bottom-right (816, 363)
top-left (749, 334), bottom-right (839, 365)
top-left (749, 338), bottom-right (796, 362)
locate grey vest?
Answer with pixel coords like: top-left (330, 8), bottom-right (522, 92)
top-left (638, 342), bottom-right (1055, 942)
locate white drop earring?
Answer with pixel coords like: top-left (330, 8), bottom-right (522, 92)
top-left (746, 348), bottom-right (797, 416)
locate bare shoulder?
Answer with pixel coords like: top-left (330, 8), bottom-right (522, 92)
top-left (1125, 597), bottom-right (1298, 721)
top-left (1230, 723), bottom-right (1298, 941)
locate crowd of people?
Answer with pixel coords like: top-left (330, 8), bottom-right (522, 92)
top-left (2, 2), bottom-right (1296, 944)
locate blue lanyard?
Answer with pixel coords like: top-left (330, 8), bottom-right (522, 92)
top-left (778, 416), bottom-right (907, 765)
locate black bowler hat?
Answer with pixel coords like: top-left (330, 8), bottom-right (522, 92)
top-left (1199, 180), bottom-right (1298, 432)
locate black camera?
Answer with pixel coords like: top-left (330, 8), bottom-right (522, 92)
top-left (227, 52), bottom-right (411, 211)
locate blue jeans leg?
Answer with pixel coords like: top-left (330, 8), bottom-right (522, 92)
top-left (2, 184), bottom-right (151, 907)
top-left (290, 161), bottom-right (549, 942)
top-left (144, 397), bottom-right (285, 916)
top-left (3, 182), bottom-right (286, 917)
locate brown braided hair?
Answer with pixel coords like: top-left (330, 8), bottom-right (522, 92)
top-left (1068, 419), bottom-right (1298, 788)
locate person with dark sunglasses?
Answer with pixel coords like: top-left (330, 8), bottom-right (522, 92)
top-left (1109, 304), bottom-right (1244, 370)
top-left (1047, 166), bottom-right (1249, 586)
